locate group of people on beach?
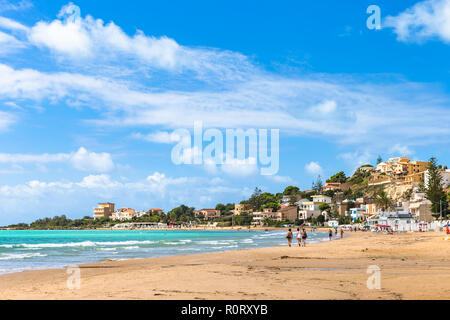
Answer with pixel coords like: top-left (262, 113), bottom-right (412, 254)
top-left (286, 227), bottom-right (344, 247)
top-left (286, 228), bottom-right (308, 247)
top-left (328, 227), bottom-right (344, 240)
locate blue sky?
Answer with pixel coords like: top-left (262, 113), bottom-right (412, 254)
top-left (0, 0), bottom-right (449, 225)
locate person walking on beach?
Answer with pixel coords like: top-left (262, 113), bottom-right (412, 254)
top-left (301, 228), bottom-right (308, 247)
top-left (328, 229), bottom-right (333, 241)
top-left (335, 227), bottom-right (338, 237)
top-left (296, 228), bottom-right (302, 247)
top-left (446, 225), bottom-right (450, 235)
top-left (340, 228), bottom-right (344, 239)
top-left (286, 229), bottom-right (293, 247)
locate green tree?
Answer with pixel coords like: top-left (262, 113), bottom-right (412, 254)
top-left (318, 203), bottom-right (331, 212)
top-left (317, 214), bottom-right (325, 225)
top-left (338, 216), bottom-right (352, 225)
top-left (352, 190), bottom-right (364, 200)
top-left (248, 187), bottom-right (263, 211)
top-left (215, 203), bottom-right (234, 215)
top-left (343, 188), bottom-right (353, 199)
top-left (375, 190), bottom-right (393, 212)
top-left (264, 201), bottom-right (281, 211)
top-left (326, 171), bottom-right (347, 183)
top-left (283, 186), bottom-right (300, 195)
top-left (233, 215), bottom-right (253, 226)
top-left (256, 192), bottom-right (280, 211)
top-left (324, 190), bottom-right (336, 198)
top-left (425, 157), bottom-right (445, 218)
top-left (312, 175), bottom-right (323, 194)
top-left (167, 205), bottom-right (196, 222)
top-left (287, 194), bottom-right (297, 206)
top-left (377, 155), bottom-right (383, 165)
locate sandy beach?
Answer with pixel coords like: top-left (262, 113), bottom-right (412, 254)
top-left (0, 231), bottom-right (449, 300)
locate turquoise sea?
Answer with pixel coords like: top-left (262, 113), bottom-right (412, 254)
top-left (0, 230), bottom-right (329, 274)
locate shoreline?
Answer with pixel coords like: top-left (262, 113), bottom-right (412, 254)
top-left (1, 231), bottom-right (449, 299)
top-left (0, 229), bottom-right (330, 276)
top-left (0, 226), bottom-right (330, 232)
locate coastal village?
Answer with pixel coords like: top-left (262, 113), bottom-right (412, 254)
top-left (93, 156), bottom-right (450, 232)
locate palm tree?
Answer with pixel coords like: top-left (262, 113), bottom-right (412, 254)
top-left (375, 190), bottom-right (393, 212)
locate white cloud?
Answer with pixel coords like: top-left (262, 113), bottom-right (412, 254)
top-left (305, 161), bottom-right (323, 175)
top-left (385, 0), bottom-right (450, 43)
top-left (0, 164), bottom-right (23, 174)
top-left (0, 3), bottom-right (448, 153)
top-left (305, 161), bottom-right (323, 176)
top-left (0, 147), bottom-right (114, 173)
top-left (2, 60), bottom-right (448, 150)
top-left (77, 174), bottom-right (120, 189)
top-left (266, 175), bottom-right (295, 184)
top-left (30, 17), bottom-right (92, 58)
top-left (0, 0), bottom-right (33, 12)
top-left (132, 131), bottom-right (181, 144)
top-left (338, 151), bottom-right (374, 173)
top-left (0, 16), bottom-right (29, 32)
top-left (2, 101), bottom-right (21, 109)
top-left (388, 144), bottom-right (414, 156)
top-left (21, 2), bottom-right (250, 77)
top-left (0, 0), bottom-right (32, 13)
top-left (309, 100), bottom-right (337, 115)
top-left (0, 30), bottom-right (24, 53)
top-left (70, 147), bottom-right (115, 172)
top-left (221, 157), bottom-right (258, 177)
top-left (146, 172), bottom-right (166, 183)
top-left (0, 111), bottom-right (16, 131)
top-left (0, 172), bottom-right (241, 224)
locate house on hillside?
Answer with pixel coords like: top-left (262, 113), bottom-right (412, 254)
top-left (311, 195), bottom-right (332, 204)
top-left (336, 199), bottom-right (353, 216)
top-left (323, 182), bottom-right (341, 191)
top-left (367, 212), bottom-right (414, 232)
top-left (111, 208), bottom-right (137, 221)
top-left (251, 208), bottom-right (278, 225)
top-left (298, 201), bottom-right (320, 220)
top-left (350, 207), bottom-right (367, 222)
top-left (371, 157), bottom-right (429, 186)
top-left (402, 191), bottom-right (433, 222)
top-left (425, 169), bottom-right (450, 189)
top-left (281, 194), bottom-right (303, 207)
top-left (194, 209), bottom-right (221, 221)
top-left (93, 203), bottom-right (115, 219)
top-left (276, 206), bottom-right (298, 222)
top-left (150, 208), bottom-right (163, 215)
top-left (234, 204), bottom-right (253, 216)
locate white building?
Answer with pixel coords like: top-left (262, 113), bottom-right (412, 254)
top-left (294, 198), bottom-right (310, 207)
top-left (367, 212), bottom-right (414, 232)
top-left (251, 209), bottom-right (278, 225)
top-left (327, 220), bottom-right (339, 228)
top-left (111, 208), bottom-right (140, 221)
top-left (424, 169), bottom-right (450, 188)
top-left (350, 207), bottom-right (367, 222)
top-left (298, 196), bottom-right (332, 220)
top-left (281, 194), bottom-right (303, 207)
top-left (298, 201), bottom-right (321, 220)
top-left (402, 191), bottom-right (433, 222)
top-left (311, 195), bottom-right (332, 204)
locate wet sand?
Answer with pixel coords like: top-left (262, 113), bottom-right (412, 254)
top-left (0, 231), bottom-right (449, 300)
